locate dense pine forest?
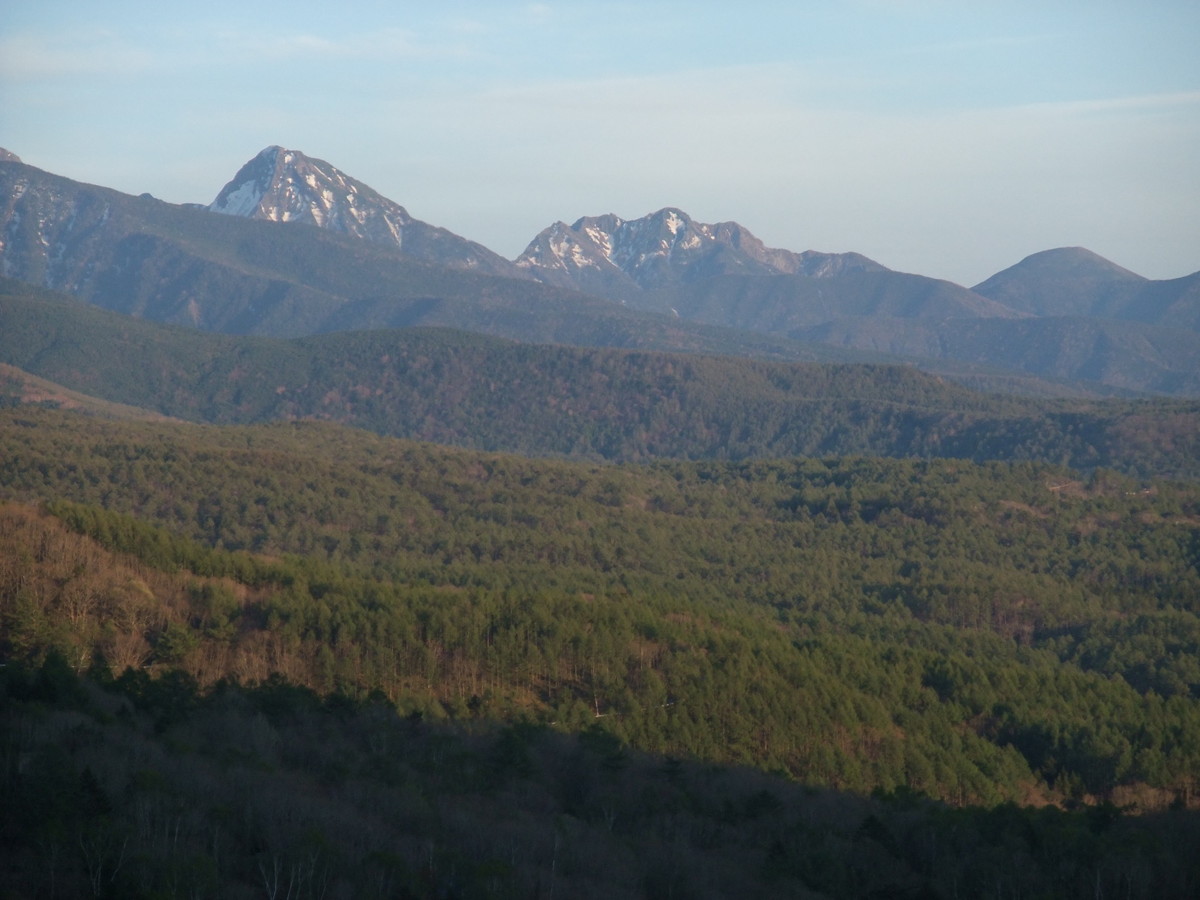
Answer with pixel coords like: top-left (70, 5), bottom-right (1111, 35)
top-left (2, 404), bottom-right (1200, 896)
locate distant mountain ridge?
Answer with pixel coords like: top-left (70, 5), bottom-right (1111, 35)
top-left (514, 207), bottom-right (887, 297)
top-left (793, 314), bottom-right (1200, 396)
top-left (973, 247), bottom-right (1200, 330)
top-left (1, 145), bottom-right (1198, 396)
top-left (0, 153), bottom-right (864, 361)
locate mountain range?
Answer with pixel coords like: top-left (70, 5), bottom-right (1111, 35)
top-left (513, 208), bottom-right (890, 296)
top-left (1, 145), bottom-right (1198, 396)
top-left (0, 148), bottom-right (883, 366)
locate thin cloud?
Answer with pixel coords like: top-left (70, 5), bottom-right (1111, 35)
top-left (1016, 90), bottom-right (1200, 115)
top-left (896, 31), bottom-right (1055, 56)
top-left (0, 22), bottom-right (478, 83)
top-left (445, 18), bottom-right (489, 36)
top-left (0, 31), bottom-right (156, 80)
top-left (214, 27), bottom-right (466, 64)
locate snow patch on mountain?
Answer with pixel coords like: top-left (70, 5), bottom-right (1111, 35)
top-left (214, 180), bottom-right (265, 218)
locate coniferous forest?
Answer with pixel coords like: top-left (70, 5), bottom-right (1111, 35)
top-left (2, 403), bottom-right (1200, 898)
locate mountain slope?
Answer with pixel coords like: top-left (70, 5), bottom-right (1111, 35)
top-left (0, 362), bottom-right (173, 421)
top-left (513, 211), bottom-right (1200, 394)
top-left (644, 269), bottom-right (1025, 332)
top-left (4, 150), bottom-right (1198, 396)
top-left (4, 409), bottom-right (1200, 813)
top-left (793, 315), bottom-right (1200, 396)
top-left (0, 159), bottom-right (880, 361)
top-left (2, 280), bottom-right (1198, 477)
top-left (973, 247), bottom-right (1200, 330)
top-left (210, 145), bottom-right (526, 278)
top-left (515, 207), bottom-right (1020, 319)
top-left (515, 207), bottom-right (888, 298)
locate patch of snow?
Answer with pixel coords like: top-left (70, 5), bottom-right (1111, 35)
top-left (583, 225), bottom-right (613, 260)
top-left (211, 180), bottom-right (265, 217)
top-left (570, 243), bottom-right (598, 268)
top-left (548, 237), bottom-right (576, 268)
top-left (384, 215), bottom-right (403, 248)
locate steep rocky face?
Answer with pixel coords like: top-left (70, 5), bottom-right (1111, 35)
top-left (515, 207), bottom-right (886, 296)
top-left (210, 147), bottom-right (527, 279)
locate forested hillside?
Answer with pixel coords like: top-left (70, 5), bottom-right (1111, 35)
top-left (3, 285), bottom-right (1199, 477)
top-left (3, 408), bottom-right (1199, 801)
top-left (3, 406), bottom-right (1200, 895)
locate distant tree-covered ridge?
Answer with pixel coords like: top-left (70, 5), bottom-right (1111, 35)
top-left (2, 284), bottom-right (1199, 477)
top-left (3, 408), bottom-right (1198, 811)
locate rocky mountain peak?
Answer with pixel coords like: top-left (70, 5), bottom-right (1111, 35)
top-left (208, 147), bottom-right (524, 278)
top-left (516, 207), bottom-right (888, 293)
top-left (0, 149), bottom-right (22, 164)
top-left (209, 146), bottom-right (412, 237)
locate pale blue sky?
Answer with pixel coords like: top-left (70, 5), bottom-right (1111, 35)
top-left (3, 1), bottom-right (1198, 285)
